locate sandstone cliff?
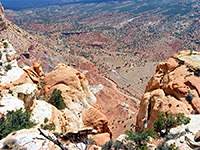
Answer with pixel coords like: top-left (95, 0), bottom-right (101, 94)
top-left (137, 50), bottom-right (200, 130)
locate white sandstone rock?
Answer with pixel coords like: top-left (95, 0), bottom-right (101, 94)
top-left (89, 84), bottom-right (104, 94)
top-left (11, 83), bottom-right (37, 97)
top-left (31, 100), bottom-right (52, 125)
top-left (0, 95), bottom-right (24, 114)
top-left (0, 128), bottom-right (59, 150)
top-left (0, 40), bottom-right (25, 85)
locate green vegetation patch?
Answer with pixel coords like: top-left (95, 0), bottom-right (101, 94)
top-left (40, 122), bottom-right (56, 131)
top-left (3, 42), bottom-right (9, 48)
top-left (125, 129), bottom-right (157, 149)
top-left (49, 89), bottom-right (65, 110)
top-left (5, 64), bottom-right (12, 71)
top-left (153, 111), bottom-right (191, 137)
top-left (0, 109), bottom-right (35, 139)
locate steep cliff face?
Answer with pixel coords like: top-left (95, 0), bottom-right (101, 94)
top-left (0, 3), bottom-right (6, 31)
top-left (137, 50), bottom-right (200, 130)
top-left (0, 4), bottom-right (63, 73)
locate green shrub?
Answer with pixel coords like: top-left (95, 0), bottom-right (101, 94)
top-left (125, 129), bottom-right (157, 149)
top-left (49, 89), bottom-right (65, 110)
top-left (0, 109), bottom-right (35, 139)
top-left (187, 68), bottom-right (194, 72)
top-left (41, 122), bottom-right (56, 131)
top-left (156, 142), bottom-right (179, 150)
top-left (44, 117), bottom-right (48, 123)
top-left (101, 140), bottom-right (113, 150)
top-left (0, 51), bottom-right (2, 59)
top-left (153, 111), bottom-right (191, 137)
top-left (101, 140), bottom-right (124, 150)
top-left (3, 42), bottom-right (8, 48)
top-left (178, 60), bottom-right (184, 66)
top-left (186, 90), bottom-right (193, 104)
top-left (5, 64), bottom-right (12, 70)
top-left (194, 69), bottom-right (200, 77)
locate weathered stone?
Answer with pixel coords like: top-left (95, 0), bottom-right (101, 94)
top-left (0, 128), bottom-right (59, 150)
top-left (91, 133), bottom-right (110, 146)
top-left (194, 130), bottom-right (200, 142)
top-left (11, 83), bottom-right (37, 110)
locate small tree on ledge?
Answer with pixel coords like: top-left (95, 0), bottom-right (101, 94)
top-left (153, 111), bottom-right (191, 137)
top-left (49, 89), bottom-right (65, 110)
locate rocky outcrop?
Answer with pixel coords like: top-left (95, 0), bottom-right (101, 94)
top-left (23, 61), bottom-right (45, 83)
top-left (0, 3), bottom-right (6, 31)
top-left (0, 39), bottom-right (24, 85)
top-left (40, 63), bottom-right (112, 142)
top-left (41, 63), bottom-right (96, 123)
top-left (137, 50), bottom-right (200, 130)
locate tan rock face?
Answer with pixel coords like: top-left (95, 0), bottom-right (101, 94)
top-left (137, 51), bottom-right (200, 130)
top-left (82, 106), bottom-right (112, 137)
top-left (23, 61), bottom-right (45, 83)
top-left (42, 64), bottom-right (96, 118)
top-left (91, 133), bottom-right (111, 146)
top-left (40, 64), bottom-right (112, 137)
top-left (10, 83), bottom-right (37, 110)
top-left (31, 100), bottom-right (79, 133)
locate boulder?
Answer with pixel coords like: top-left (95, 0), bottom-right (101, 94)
top-left (23, 61), bottom-right (45, 83)
top-left (194, 130), bottom-right (200, 142)
top-left (82, 106), bottom-right (112, 137)
top-left (10, 83), bottom-right (37, 110)
top-left (33, 61), bottom-right (45, 77)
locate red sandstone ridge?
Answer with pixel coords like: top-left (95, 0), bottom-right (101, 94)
top-left (137, 50), bottom-right (200, 130)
